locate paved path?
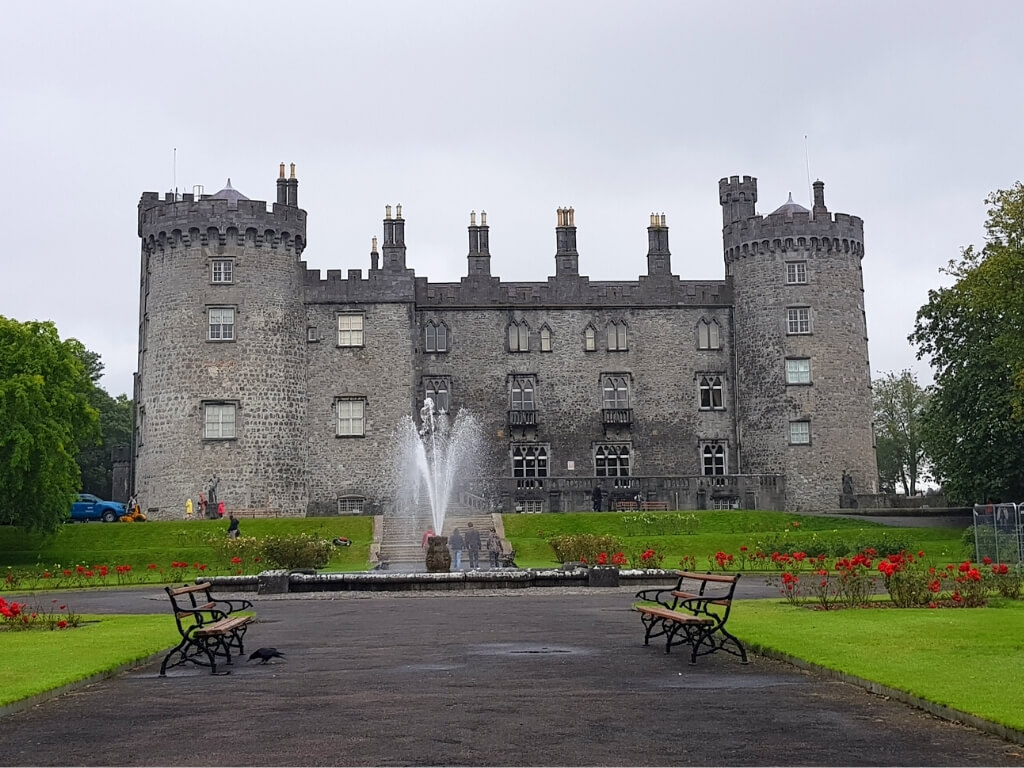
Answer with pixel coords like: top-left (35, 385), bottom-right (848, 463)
top-left (2, 587), bottom-right (1023, 766)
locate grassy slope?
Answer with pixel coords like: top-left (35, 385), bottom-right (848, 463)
top-left (0, 517), bottom-right (374, 575)
top-left (730, 598), bottom-right (1024, 731)
top-left (0, 615), bottom-right (182, 705)
top-left (503, 510), bottom-right (967, 569)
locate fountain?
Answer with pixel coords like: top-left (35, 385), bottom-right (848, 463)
top-left (393, 398), bottom-right (485, 571)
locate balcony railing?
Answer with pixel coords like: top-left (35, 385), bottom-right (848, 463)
top-left (507, 409), bottom-right (538, 427)
top-left (602, 407), bottom-right (633, 426)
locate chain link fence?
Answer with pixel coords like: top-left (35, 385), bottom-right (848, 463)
top-left (972, 503), bottom-right (1024, 564)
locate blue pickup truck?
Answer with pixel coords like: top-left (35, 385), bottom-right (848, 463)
top-left (69, 494), bottom-right (126, 523)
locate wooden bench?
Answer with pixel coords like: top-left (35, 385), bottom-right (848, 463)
top-left (614, 500), bottom-right (639, 511)
top-left (640, 501), bottom-right (670, 511)
top-left (160, 582), bottom-right (255, 676)
top-left (633, 571), bottom-right (747, 665)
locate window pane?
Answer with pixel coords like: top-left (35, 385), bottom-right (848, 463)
top-left (205, 404), bottom-right (235, 439)
top-left (607, 324), bottom-right (617, 349)
top-left (509, 324), bottom-right (518, 351)
top-left (790, 421), bottom-right (810, 444)
top-left (209, 308), bottom-right (234, 340)
top-left (786, 359), bottom-right (811, 384)
top-left (708, 321), bottom-right (719, 349)
top-left (698, 321), bottom-right (709, 349)
top-left (540, 327), bottom-right (551, 352)
top-left (436, 325), bottom-right (447, 352)
top-left (585, 327), bottom-right (595, 351)
top-left (338, 315), bottom-right (364, 346)
top-left (426, 325), bottom-right (436, 352)
top-left (518, 324), bottom-right (529, 351)
top-left (337, 399), bottom-right (365, 436)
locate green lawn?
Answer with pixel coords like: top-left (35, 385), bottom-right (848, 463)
top-left (0, 615), bottom-right (182, 706)
top-left (730, 598), bottom-right (1024, 732)
top-left (1, 517), bottom-right (374, 585)
top-left (504, 510), bottom-right (968, 569)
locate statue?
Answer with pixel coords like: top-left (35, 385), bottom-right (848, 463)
top-left (208, 474), bottom-right (220, 518)
top-left (418, 397), bottom-right (435, 437)
top-left (842, 471), bottom-right (854, 496)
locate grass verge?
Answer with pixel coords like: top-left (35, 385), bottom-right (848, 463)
top-left (0, 615), bottom-right (181, 706)
top-left (503, 510), bottom-right (967, 569)
top-left (729, 597), bottom-right (1024, 732)
top-left (1, 517), bottom-right (373, 585)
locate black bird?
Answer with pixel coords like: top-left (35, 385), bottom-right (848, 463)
top-left (248, 647), bottom-right (286, 664)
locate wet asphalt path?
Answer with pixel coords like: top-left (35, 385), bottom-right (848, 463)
top-left (2, 586), bottom-right (1022, 766)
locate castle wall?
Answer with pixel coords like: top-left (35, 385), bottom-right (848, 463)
top-left (133, 173), bottom-right (876, 516)
top-left (135, 195), bottom-right (308, 518)
top-left (303, 300), bottom-right (418, 513)
top-left (723, 178), bottom-right (877, 510)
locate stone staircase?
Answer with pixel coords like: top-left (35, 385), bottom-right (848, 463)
top-left (377, 502), bottom-right (503, 570)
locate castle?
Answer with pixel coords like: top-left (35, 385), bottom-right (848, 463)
top-left (133, 164), bottom-right (877, 518)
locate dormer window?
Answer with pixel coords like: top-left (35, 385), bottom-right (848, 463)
top-left (425, 321), bottom-right (449, 353)
top-left (607, 321), bottom-right (628, 351)
top-left (508, 320), bottom-right (529, 352)
top-left (697, 318), bottom-right (720, 350)
top-left (540, 325), bottom-right (552, 352)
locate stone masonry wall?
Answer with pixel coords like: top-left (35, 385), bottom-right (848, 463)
top-left (135, 196), bottom-right (308, 519)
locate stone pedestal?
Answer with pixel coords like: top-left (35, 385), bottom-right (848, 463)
top-left (425, 536), bottom-right (452, 573)
top-left (588, 566), bottom-right (620, 588)
top-left (258, 569), bottom-right (290, 594)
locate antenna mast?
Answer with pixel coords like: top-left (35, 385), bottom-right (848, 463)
top-left (804, 135), bottom-right (813, 212)
top-left (173, 147), bottom-right (177, 199)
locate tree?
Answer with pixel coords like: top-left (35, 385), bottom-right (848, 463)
top-left (0, 317), bottom-right (100, 532)
top-left (911, 182), bottom-right (1024, 504)
top-left (872, 370), bottom-right (929, 495)
top-left (72, 350), bottom-right (133, 499)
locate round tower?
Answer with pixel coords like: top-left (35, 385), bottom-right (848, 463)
top-left (721, 175), bottom-right (877, 510)
top-left (135, 164), bottom-right (308, 518)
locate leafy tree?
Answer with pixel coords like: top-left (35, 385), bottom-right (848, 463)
top-left (0, 317), bottom-right (100, 531)
top-left (73, 350), bottom-right (133, 499)
top-left (872, 370), bottom-right (929, 496)
top-left (911, 182), bottom-right (1024, 504)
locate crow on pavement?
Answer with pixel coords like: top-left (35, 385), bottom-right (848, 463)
top-left (248, 647), bottom-right (286, 664)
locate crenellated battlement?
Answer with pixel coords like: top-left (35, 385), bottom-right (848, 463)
top-left (139, 193), bottom-right (307, 255)
top-left (723, 208), bottom-right (864, 265)
top-left (300, 265), bottom-right (729, 307)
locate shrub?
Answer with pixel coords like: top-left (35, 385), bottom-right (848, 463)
top-left (258, 534), bottom-right (333, 570)
top-left (990, 562), bottom-right (1024, 598)
top-left (877, 551), bottom-right (935, 607)
top-left (547, 534), bottom-right (623, 564)
top-left (833, 552), bottom-right (877, 608)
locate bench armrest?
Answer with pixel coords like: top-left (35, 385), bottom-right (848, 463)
top-left (634, 587), bottom-right (677, 608)
top-left (212, 598), bottom-right (254, 613)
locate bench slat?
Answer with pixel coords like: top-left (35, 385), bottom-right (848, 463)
top-left (634, 605), bottom-right (713, 624)
top-left (675, 571), bottom-right (739, 584)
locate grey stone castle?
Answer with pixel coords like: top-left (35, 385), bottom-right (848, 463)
top-left (134, 164), bottom-right (877, 518)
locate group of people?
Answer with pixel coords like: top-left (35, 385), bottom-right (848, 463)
top-left (422, 522), bottom-right (503, 570)
top-left (184, 493), bottom-right (226, 520)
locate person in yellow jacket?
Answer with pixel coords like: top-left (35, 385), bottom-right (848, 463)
top-left (185, 497), bottom-right (194, 520)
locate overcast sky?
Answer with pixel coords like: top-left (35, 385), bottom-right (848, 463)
top-left (2, 1), bottom-right (1022, 398)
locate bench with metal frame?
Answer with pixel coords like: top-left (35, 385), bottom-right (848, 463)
top-left (633, 571), bottom-right (747, 665)
top-left (159, 582), bottom-right (254, 676)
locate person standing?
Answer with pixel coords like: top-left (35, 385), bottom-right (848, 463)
top-left (198, 492), bottom-right (207, 518)
top-left (449, 527), bottom-right (465, 571)
top-left (185, 497), bottom-right (194, 520)
top-left (227, 514), bottom-right (240, 539)
top-left (421, 527), bottom-right (435, 549)
top-left (592, 486), bottom-right (603, 512)
top-left (217, 500), bottom-right (226, 518)
top-left (464, 522), bottom-right (482, 570)
top-left (486, 527), bottom-right (502, 569)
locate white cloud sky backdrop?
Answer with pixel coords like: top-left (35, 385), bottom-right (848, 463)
top-left (2, 1), bottom-right (1022, 397)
